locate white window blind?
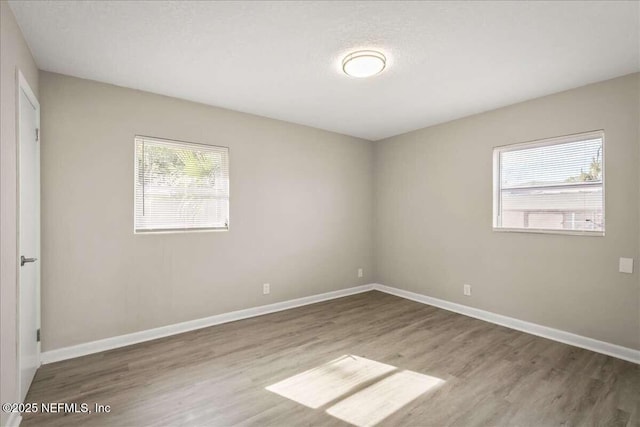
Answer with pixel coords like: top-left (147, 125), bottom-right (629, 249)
top-left (134, 136), bottom-right (229, 233)
top-left (493, 131), bottom-right (604, 235)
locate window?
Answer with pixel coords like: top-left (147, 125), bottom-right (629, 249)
top-left (134, 136), bottom-right (229, 233)
top-left (493, 131), bottom-right (604, 235)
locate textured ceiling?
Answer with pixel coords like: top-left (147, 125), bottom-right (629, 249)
top-left (9, 1), bottom-right (640, 141)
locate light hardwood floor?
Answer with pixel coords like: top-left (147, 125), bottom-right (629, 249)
top-left (22, 291), bottom-right (639, 426)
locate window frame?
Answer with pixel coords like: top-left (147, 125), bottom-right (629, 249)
top-left (492, 130), bottom-right (605, 237)
top-left (133, 135), bottom-right (230, 234)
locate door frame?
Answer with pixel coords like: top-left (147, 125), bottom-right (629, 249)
top-left (16, 69), bottom-right (41, 402)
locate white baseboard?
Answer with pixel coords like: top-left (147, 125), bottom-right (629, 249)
top-left (4, 412), bottom-right (22, 427)
top-left (40, 284), bottom-right (374, 364)
top-left (40, 282), bottom-right (639, 365)
top-left (372, 283), bottom-right (640, 364)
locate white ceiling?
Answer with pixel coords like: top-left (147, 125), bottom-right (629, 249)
top-left (9, 1), bottom-right (640, 141)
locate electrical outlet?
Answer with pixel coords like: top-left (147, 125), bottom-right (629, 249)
top-left (463, 284), bottom-right (471, 296)
top-left (263, 283), bottom-right (270, 295)
top-left (358, 268), bottom-right (363, 278)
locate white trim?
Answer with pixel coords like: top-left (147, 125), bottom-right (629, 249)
top-left (5, 411), bottom-right (22, 427)
top-left (372, 284), bottom-right (640, 364)
top-left (17, 72), bottom-right (39, 110)
top-left (492, 227), bottom-right (604, 237)
top-left (41, 284), bottom-right (374, 364)
top-left (493, 129), bottom-right (605, 152)
top-left (16, 69), bottom-right (41, 407)
top-left (40, 282), bottom-right (639, 366)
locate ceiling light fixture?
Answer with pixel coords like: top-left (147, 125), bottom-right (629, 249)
top-left (342, 50), bottom-right (386, 78)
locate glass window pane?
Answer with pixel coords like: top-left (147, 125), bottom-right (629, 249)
top-left (134, 136), bottom-right (230, 232)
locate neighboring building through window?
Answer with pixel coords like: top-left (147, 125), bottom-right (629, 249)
top-left (493, 131), bottom-right (604, 235)
top-left (134, 136), bottom-right (229, 233)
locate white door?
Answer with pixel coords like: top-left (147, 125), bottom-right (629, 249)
top-left (18, 74), bottom-right (40, 402)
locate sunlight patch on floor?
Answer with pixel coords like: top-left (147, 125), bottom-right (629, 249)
top-left (266, 355), bottom-right (445, 426)
top-left (265, 355), bottom-right (396, 408)
top-left (326, 370), bottom-right (445, 427)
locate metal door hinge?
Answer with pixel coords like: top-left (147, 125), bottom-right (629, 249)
top-left (35, 128), bottom-right (39, 141)
top-left (36, 329), bottom-right (40, 342)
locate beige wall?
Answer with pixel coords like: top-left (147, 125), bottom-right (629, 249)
top-left (36, 71), bottom-right (640, 354)
top-left (39, 72), bottom-right (374, 351)
top-left (8, 33), bottom-right (638, 396)
top-left (0, 1), bottom-right (39, 424)
top-left (374, 73), bottom-right (640, 350)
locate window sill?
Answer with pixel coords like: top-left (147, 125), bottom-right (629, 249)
top-left (493, 227), bottom-right (604, 237)
top-left (134, 227), bottom-right (229, 235)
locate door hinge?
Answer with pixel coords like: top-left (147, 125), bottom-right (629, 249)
top-left (35, 128), bottom-right (39, 142)
top-left (36, 329), bottom-right (40, 342)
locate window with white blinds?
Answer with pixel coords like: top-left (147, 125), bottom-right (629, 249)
top-left (493, 131), bottom-right (604, 235)
top-left (134, 136), bottom-right (229, 233)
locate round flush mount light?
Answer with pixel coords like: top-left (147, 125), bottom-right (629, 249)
top-left (342, 50), bottom-right (386, 78)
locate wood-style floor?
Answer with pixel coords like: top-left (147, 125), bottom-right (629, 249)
top-left (23, 291), bottom-right (639, 426)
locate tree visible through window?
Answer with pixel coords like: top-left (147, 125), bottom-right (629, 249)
top-left (493, 131), bottom-right (604, 235)
top-left (134, 136), bottom-right (229, 232)
top-left (566, 145), bottom-right (602, 183)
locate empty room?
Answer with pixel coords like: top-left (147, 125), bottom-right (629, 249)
top-left (1, 1), bottom-right (639, 426)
